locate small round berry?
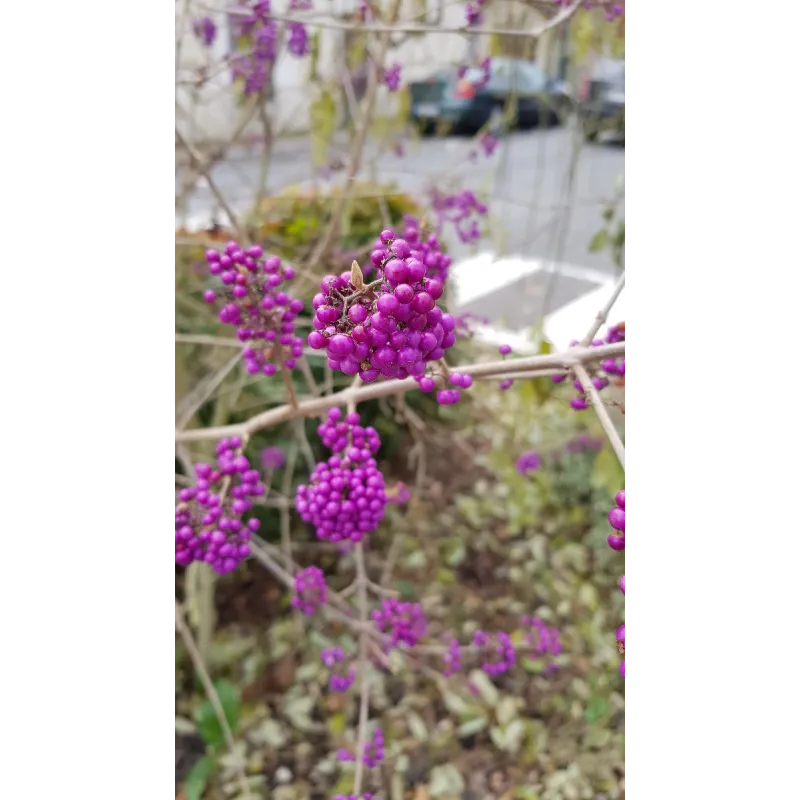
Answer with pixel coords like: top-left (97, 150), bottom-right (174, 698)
top-left (203, 290), bottom-right (216, 303)
top-left (616, 490), bottom-right (625, 509)
top-left (608, 507), bottom-right (625, 532)
top-left (607, 534), bottom-right (625, 551)
top-left (498, 344), bottom-right (512, 356)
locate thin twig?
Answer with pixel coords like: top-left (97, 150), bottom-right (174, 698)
top-left (175, 600), bottom-right (252, 798)
top-left (581, 272), bottom-right (626, 346)
top-left (352, 542), bottom-right (370, 797)
top-left (176, 352), bottom-right (241, 430)
top-left (573, 363), bottom-right (625, 469)
top-left (175, 342), bottom-right (625, 442)
top-left (222, 1), bottom-right (581, 38)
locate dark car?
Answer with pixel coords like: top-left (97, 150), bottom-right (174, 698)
top-left (409, 57), bottom-right (573, 135)
top-left (578, 57), bottom-right (625, 142)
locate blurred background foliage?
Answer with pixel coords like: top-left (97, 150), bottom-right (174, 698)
top-left (176, 187), bottom-right (625, 800)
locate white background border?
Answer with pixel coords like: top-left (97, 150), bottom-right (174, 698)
top-left (1, 1), bottom-right (800, 798)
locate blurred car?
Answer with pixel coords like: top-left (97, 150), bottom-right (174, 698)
top-left (578, 57), bottom-right (625, 142)
top-left (409, 57), bottom-right (573, 135)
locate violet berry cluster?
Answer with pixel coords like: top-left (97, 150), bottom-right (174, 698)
top-left (175, 437), bottom-right (264, 574)
top-left (522, 616), bottom-right (563, 672)
top-left (465, 0), bottom-right (486, 26)
top-left (383, 63), bottom-right (401, 91)
top-left (203, 241), bottom-right (305, 376)
top-left (607, 489), bottom-right (625, 551)
top-left (193, 16), bottom-right (217, 47)
top-left (295, 409), bottom-right (387, 544)
top-left (307, 229), bottom-right (461, 402)
top-left (321, 647), bottom-right (356, 692)
top-left (473, 630), bottom-right (516, 676)
top-left (291, 565), bottom-right (327, 614)
top-left (553, 322), bottom-right (624, 410)
top-left (372, 598), bottom-right (428, 649)
top-left (387, 215), bottom-right (453, 283)
top-left (229, 1), bottom-right (313, 94)
top-left (430, 188), bottom-right (488, 245)
top-left (443, 638), bottom-right (462, 676)
top-left (516, 450), bottom-right (541, 475)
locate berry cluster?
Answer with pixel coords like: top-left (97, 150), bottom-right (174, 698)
top-left (372, 598), bottom-right (428, 649)
top-left (307, 230), bottom-right (459, 398)
top-left (522, 617), bottom-right (563, 671)
top-left (291, 565), bottom-right (327, 615)
top-left (387, 481), bottom-right (411, 505)
top-left (229, 1), bottom-right (279, 95)
top-left (470, 131), bottom-right (499, 160)
top-left (363, 728), bottom-right (385, 768)
top-left (321, 647), bottom-right (356, 692)
top-left (204, 241), bottom-right (305, 376)
top-left (473, 630), bottom-right (516, 676)
top-left (430, 188), bottom-right (488, 245)
top-left (175, 438), bottom-right (264, 574)
top-left (516, 450), bottom-right (541, 475)
top-left (385, 216), bottom-right (453, 283)
top-left (286, 21), bottom-right (309, 56)
top-left (193, 16), bottom-right (217, 47)
top-left (317, 408), bottom-right (381, 458)
top-left (465, 0), bottom-right (485, 26)
top-left (383, 63), bottom-right (401, 91)
top-left (295, 409), bottom-right (387, 543)
top-left (607, 489), bottom-right (625, 551)
top-left (554, 323), bottom-right (625, 410)
top-left (443, 638), bottom-right (462, 676)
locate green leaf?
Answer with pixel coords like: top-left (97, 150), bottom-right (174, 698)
top-left (468, 669), bottom-right (500, 708)
top-left (407, 712), bottom-right (428, 742)
top-left (588, 229), bottom-right (608, 253)
top-left (185, 755), bottom-right (215, 800)
top-left (457, 716), bottom-right (488, 738)
top-left (429, 764), bottom-right (465, 798)
top-left (195, 680), bottom-right (241, 750)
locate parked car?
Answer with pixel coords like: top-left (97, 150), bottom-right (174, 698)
top-left (577, 57), bottom-right (625, 142)
top-left (409, 57), bottom-right (573, 135)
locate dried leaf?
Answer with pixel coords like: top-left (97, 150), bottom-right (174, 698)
top-left (350, 260), bottom-right (365, 290)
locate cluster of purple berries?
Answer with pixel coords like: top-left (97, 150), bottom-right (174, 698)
top-left (522, 616), bottom-right (563, 672)
top-left (443, 638), bottom-right (462, 676)
top-left (465, 0), bottom-right (486, 27)
top-left (385, 215), bottom-right (453, 283)
top-left (384, 63), bottom-right (401, 91)
top-left (473, 630), bottom-right (516, 676)
top-left (321, 647), bottom-right (356, 692)
top-left (607, 489), bottom-right (625, 551)
top-left (307, 230), bottom-right (459, 398)
top-left (363, 727), bottom-right (385, 768)
top-left (203, 241), bottom-right (305, 376)
top-left (372, 598), bottom-right (428, 649)
top-left (471, 132), bottom-right (499, 160)
top-left (229, 1), bottom-right (279, 95)
top-left (291, 565), bottom-right (327, 614)
top-left (554, 323), bottom-right (624, 410)
top-left (430, 188), bottom-right (488, 245)
top-left (286, 21), bottom-right (310, 56)
top-left (516, 450), bottom-right (541, 476)
top-left (193, 16), bottom-right (217, 47)
top-left (175, 438), bottom-right (264, 574)
top-left (387, 481), bottom-right (411, 505)
top-left (295, 409), bottom-right (387, 543)
top-left (317, 407), bottom-right (381, 458)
